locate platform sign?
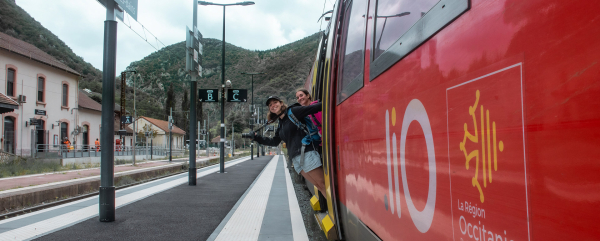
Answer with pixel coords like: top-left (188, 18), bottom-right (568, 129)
top-left (114, 0), bottom-right (138, 20)
top-left (226, 89), bottom-right (247, 102)
top-left (446, 64), bottom-right (530, 241)
top-left (121, 116), bottom-right (134, 124)
top-left (185, 26), bottom-right (203, 78)
top-left (199, 89), bottom-right (219, 102)
top-left (34, 109), bottom-right (46, 116)
top-left (97, 0), bottom-right (136, 21)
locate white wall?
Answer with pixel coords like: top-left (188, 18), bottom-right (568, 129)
top-left (1, 50), bottom-right (79, 155)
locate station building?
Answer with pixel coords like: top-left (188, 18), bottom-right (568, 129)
top-left (0, 32), bottom-right (84, 156)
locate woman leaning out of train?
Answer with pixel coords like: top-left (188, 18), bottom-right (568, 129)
top-left (296, 88), bottom-right (322, 135)
top-left (249, 95), bottom-right (327, 196)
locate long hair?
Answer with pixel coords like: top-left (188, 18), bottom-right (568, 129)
top-left (267, 100), bottom-right (288, 122)
top-left (296, 88), bottom-right (313, 102)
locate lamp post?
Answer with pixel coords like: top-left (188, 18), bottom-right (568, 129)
top-left (241, 72), bottom-right (264, 160)
top-left (198, 1), bottom-right (255, 173)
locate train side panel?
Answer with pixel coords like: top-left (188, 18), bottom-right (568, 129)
top-left (329, 0), bottom-right (600, 240)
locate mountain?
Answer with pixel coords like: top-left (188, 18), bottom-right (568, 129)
top-left (1, 0), bottom-right (321, 140)
top-left (0, 0), bottom-right (103, 92)
top-left (124, 33), bottom-right (321, 137)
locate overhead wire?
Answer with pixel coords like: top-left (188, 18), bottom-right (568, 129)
top-left (120, 12), bottom-right (167, 51)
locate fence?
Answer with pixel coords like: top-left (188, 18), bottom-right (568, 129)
top-left (33, 144), bottom-right (185, 159)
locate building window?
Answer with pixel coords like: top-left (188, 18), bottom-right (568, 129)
top-left (7, 68), bottom-right (15, 97)
top-left (4, 117), bottom-right (15, 153)
top-left (38, 77), bottom-right (45, 102)
top-left (62, 83), bottom-right (68, 107)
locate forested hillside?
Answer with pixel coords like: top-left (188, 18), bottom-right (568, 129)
top-left (1, 0), bottom-right (321, 140)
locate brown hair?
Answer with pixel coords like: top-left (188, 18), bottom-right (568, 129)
top-left (295, 88), bottom-right (312, 102)
top-left (267, 100), bottom-right (288, 122)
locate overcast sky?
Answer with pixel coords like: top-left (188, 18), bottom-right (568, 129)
top-left (16, 0), bottom-right (334, 73)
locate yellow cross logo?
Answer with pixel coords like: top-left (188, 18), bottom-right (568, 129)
top-left (459, 90), bottom-right (504, 203)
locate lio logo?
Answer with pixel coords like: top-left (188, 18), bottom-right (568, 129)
top-left (385, 99), bottom-right (436, 233)
top-left (459, 90), bottom-right (504, 203)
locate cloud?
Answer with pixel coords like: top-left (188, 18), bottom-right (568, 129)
top-left (16, 0), bottom-right (334, 73)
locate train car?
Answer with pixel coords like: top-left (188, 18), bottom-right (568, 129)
top-left (305, 0), bottom-right (600, 240)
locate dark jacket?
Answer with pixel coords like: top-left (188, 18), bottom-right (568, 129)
top-left (254, 102), bottom-right (322, 160)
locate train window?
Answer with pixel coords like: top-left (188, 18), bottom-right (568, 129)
top-left (373, 0), bottom-right (439, 60)
top-left (370, 0), bottom-right (470, 80)
top-left (337, 0), bottom-right (368, 105)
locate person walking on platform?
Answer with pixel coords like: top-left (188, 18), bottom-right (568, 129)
top-left (248, 96), bottom-right (327, 196)
top-left (95, 138), bottom-right (100, 152)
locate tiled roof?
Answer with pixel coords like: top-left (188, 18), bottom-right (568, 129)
top-left (0, 32), bottom-right (80, 76)
top-left (78, 90), bottom-right (102, 112)
top-left (138, 116), bottom-right (186, 135)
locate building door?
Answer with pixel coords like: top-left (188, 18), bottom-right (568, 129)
top-left (3, 117), bottom-right (15, 154)
top-left (36, 120), bottom-right (45, 152)
top-left (82, 125), bottom-right (89, 151)
top-left (60, 122), bottom-right (68, 143)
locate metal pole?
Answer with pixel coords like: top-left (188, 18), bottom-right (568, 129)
top-left (219, 5), bottom-right (226, 173)
top-left (189, 0), bottom-right (198, 184)
top-left (100, 0), bottom-right (117, 222)
top-left (206, 112), bottom-right (209, 157)
top-left (169, 107), bottom-right (172, 162)
top-left (250, 74), bottom-right (253, 160)
top-left (231, 123), bottom-right (234, 156)
top-left (257, 102), bottom-right (260, 157)
top-left (197, 121), bottom-right (200, 157)
top-left (133, 74), bottom-right (136, 166)
top-left (204, 120), bottom-right (207, 157)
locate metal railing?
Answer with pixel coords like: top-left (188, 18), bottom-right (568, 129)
top-left (33, 144), bottom-right (185, 159)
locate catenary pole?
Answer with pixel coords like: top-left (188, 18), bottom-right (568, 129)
top-left (99, 0), bottom-right (117, 222)
top-left (169, 107), bottom-right (172, 162)
top-left (189, 0), bottom-right (198, 185)
top-left (219, 5), bottom-right (226, 173)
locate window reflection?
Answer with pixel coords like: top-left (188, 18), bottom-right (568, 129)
top-left (373, 0), bottom-right (438, 60)
top-left (340, 0), bottom-right (367, 93)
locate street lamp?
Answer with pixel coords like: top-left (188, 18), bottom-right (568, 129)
top-left (241, 72), bottom-right (265, 160)
top-left (198, 0), bottom-right (255, 173)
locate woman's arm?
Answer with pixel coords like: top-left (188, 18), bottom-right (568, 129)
top-left (290, 102), bottom-right (322, 119)
top-left (254, 129), bottom-right (282, 146)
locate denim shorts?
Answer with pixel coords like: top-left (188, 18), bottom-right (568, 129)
top-left (291, 151), bottom-right (322, 174)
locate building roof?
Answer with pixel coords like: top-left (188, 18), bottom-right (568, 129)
top-left (78, 90), bottom-right (129, 114)
top-left (0, 32), bottom-right (80, 76)
top-left (138, 116), bottom-right (186, 135)
top-left (78, 90), bottom-right (102, 112)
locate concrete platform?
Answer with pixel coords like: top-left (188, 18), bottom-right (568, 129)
top-left (0, 155), bottom-right (309, 241)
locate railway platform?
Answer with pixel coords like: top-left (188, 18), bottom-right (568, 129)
top-left (0, 155), bottom-right (309, 241)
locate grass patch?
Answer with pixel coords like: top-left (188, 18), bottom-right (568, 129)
top-left (0, 157), bottom-right (62, 178)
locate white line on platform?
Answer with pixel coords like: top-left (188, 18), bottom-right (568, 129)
top-left (0, 156), bottom-right (251, 241)
top-left (214, 155), bottom-right (279, 241)
top-left (283, 155), bottom-right (309, 241)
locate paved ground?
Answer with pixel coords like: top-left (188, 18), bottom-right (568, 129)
top-left (34, 156), bottom-right (273, 241)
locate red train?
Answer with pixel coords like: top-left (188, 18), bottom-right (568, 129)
top-left (305, 0), bottom-right (600, 240)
